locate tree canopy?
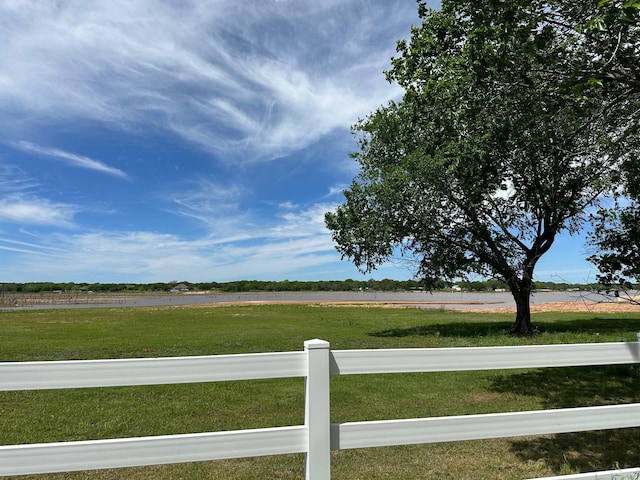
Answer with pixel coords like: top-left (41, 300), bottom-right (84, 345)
top-left (326, 0), bottom-right (640, 333)
top-left (588, 160), bottom-right (640, 293)
top-left (585, 0), bottom-right (640, 298)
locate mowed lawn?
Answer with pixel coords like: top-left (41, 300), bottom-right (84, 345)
top-left (1, 304), bottom-right (640, 479)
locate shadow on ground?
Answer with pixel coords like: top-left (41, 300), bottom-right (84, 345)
top-left (369, 316), bottom-right (640, 338)
top-left (369, 321), bottom-right (513, 338)
top-left (491, 364), bottom-right (640, 410)
top-left (510, 429), bottom-right (640, 474)
top-left (492, 362), bottom-right (640, 472)
top-left (369, 316), bottom-right (640, 473)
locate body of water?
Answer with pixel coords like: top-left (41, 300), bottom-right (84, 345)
top-left (2, 290), bottom-right (600, 311)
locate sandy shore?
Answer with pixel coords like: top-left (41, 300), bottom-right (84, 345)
top-left (168, 296), bottom-right (640, 314)
top-left (475, 300), bottom-right (640, 314)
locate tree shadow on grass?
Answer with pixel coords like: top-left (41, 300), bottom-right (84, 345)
top-left (489, 362), bottom-right (640, 473)
top-left (369, 315), bottom-right (640, 473)
top-left (369, 316), bottom-right (640, 338)
top-left (490, 364), bottom-right (640, 413)
top-left (368, 321), bottom-right (514, 338)
top-left (536, 317), bottom-right (640, 336)
top-left (509, 429), bottom-right (640, 474)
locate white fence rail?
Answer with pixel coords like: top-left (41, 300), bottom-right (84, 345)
top-left (1, 338), bottom-right (640, 479)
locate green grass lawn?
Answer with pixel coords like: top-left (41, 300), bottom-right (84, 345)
top-left (1, 304), bottom-right (640, 479)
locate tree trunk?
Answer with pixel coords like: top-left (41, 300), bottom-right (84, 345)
top-left (507, 280), bottom-right (535, 334)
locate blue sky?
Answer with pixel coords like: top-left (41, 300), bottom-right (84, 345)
top-left (0, 0), bottom-right (599, 284)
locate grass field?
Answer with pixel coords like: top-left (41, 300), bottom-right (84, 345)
top-left (1, 304), bottom-right (640, 479)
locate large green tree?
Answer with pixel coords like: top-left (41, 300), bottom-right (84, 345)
top-left (326, 0), bottom-right (640, 333)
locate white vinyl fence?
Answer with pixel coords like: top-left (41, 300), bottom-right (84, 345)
top-left (1, 338), bottom-right (640, 479)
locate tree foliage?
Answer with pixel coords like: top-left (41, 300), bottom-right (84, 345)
top-left (588, 161), bottom-right (640, 292)
top-left (585, 0), bottom-right (640, 294)
top-left (326, 0), bottom-right (640, 333)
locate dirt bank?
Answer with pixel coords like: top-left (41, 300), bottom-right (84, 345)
top-left (192, 298), bottom-right (640, 313)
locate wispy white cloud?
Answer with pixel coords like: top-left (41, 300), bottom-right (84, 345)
top-left (14, 141), bottom-right (128, 178)
top-left (0, 189), bottom-right (347, 281)
top-left (0, 223), bottom-right (339, 282)
top-left (170, 176), bottom-right (335, 240)
top-left (170, 179), bottom-right (253, 238)
top-left (327, 184), bottom-right (347, 197)
top-left (0, 237), bottom-right (66, 256)
top-left (0, 163), bottom-right (40, 193)
top-left (0, 0), bottom-right (416, 162)
top-left (0, 164), bottom-right (81, 229)
top-left (278, 201), bottom-right (298, 210)
top-left (0, 195), bottom-right (79, 228)
top-left (271, 203), bottom-right (334, 239)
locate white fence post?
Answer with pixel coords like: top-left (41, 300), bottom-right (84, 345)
top-left (304, 339), bottom-right (331, 480)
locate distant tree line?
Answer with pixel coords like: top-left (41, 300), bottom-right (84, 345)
top-left (0, 279), bottom-right (423, 294)
top-left (0, 279), bottom-right (620, 295)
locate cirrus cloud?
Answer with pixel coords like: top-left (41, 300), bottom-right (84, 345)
top-left (0, 0), bottom-right (416, 162)
top-left (14, 141), bottom-right (128, 178)
top-left (0, 194), bottom-right (79, 228)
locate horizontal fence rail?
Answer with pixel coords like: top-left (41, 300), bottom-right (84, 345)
top-left (331, 404), bottom-right (640, 450)
top-left (330, 342), bottom-right (640, 374)
top-left (0, 351), bottom-right (307, 391)
top-left (0, 427), bottom-right (308, 476)
top-left (1, 339), bottom-right (639, 479)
